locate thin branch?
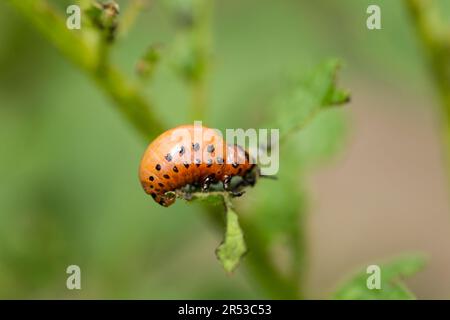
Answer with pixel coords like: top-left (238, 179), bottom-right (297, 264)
top-left (7, 0), bottom-right (165, 141)
top-left (119, 0), bottom-right (149, 38)
top-left (189, 0), bottom-right (212, 121)
top-left (404, 0), bottom-right (450, 174)
top-left (168, 0), bottom-right (212, 121)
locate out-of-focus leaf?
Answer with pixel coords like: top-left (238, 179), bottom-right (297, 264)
top-left (241, 60), bottom-right (350, 253)
top-left (333, 254), bottom-right (426, 300)
top-left (271, 59), bottom-right (350, 143)
top-left (285, 108), bottom-right (348, 169)
top-left (164, 0), bottom-right (211, 82)
top-left (237, 60), bottom-right (350, 284)
top-left (242, 160), bottom-right (305, 244)
top-left (216, 202), bottom-right (247, 273)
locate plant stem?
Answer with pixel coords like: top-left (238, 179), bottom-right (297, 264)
top-left (405, 0), bottom-right (450, 173)
top-left (172, 0), bottom-right (212, 121)
top-left (191, 79), bottom-right (208, 121)
top-left (191, 0), bottom-right (211, 121)
top-left (119, 0), bottom-right (147, 38)
top-left (289, 210), bottom-right (306, 299)
top-left (7, 0), bottom-right (165, 141)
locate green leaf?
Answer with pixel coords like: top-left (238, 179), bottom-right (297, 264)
top-left (333, 254), bottom-right (426, 300)
top-left (285, 108), bottom-right (348, 169)
top-left (216, 201), bottom-right (247, 273)
top-left (171, 191), bottom-right (247, 273)
top-left (170, 190), bottom-right (226, 206)
top-left (237, 60), bottom-right (350, 281)
top-left (272, 59), bottom-right (350, 143)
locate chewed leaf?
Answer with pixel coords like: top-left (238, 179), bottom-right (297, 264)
top-left (173, 190), bottom-right (227, 205)
top-left (216, 203), bottom-right (247, 273)
top-left (272, 59), bottom-right (350, 143)
top-left (333, 254), bottom-right (426, 300)
top-left (171, 190), bottom-right (247, 272)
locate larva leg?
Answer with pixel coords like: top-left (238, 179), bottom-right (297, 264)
top-left (244, 175), bottom-right (256, 186)
top-left (222, 176), bottom-right (232, 191)
top-left (233, 179), bottom-right (249, 191)
top-left (201, 176), bottom-right (214, 192)
top-left (223, 177), bottom-right (244, 197)
top-left (230, 181), bottom-right (247, 197)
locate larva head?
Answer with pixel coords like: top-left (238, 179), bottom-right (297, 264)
top-left (139, 175), bottom-right (177, 207)
top-left (157, 191), bottom-right (176, 207)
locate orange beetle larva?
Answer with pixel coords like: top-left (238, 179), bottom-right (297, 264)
top-left (139, 124), bottom-right (258, 207)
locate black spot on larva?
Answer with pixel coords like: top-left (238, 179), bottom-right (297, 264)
top-left (179, 146), bottom-right (185, 156)
top-left (151, 193), bottom-right (156, 199)
top-left (195, 159), bottom-right (201, 167)
top-left (149, 176), bottom-right (154, 181)
top-left (232, 163), bottom-right (239, 168)
top-left (173, 166), bottom-right (179, 173)
top-left (165, 153), bottom-right (172, 162)
top-left (155, 164), bottom-right (161, 171)
top-left (158, 183), bottom-right (164, 188)
top-left (184, 162), bottom-right (190, 169)
top-left (150, 185), bottom-right (154, 189)
top-left (192, 143), bottom-right (200, 151)
top-left (163, 174), bottom-right (170, 179)
top-left (207, 159), bottom-right (213, 167)
top-left (207, 145), bottom-right (215, 153)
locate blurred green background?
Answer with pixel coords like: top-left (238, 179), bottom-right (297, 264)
top-left (1, 0), bottom-right (450, 299)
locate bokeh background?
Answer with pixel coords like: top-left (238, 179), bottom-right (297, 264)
top-left (1, 0), bottom-right (450, 299)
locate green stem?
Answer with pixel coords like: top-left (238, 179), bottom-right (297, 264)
top-left (119, 0), bottom-right (146, 38)
top-left (191, 79), bottom-right (208, 121)
top-left (405, 0), bottom-right (450, 173)
top-left (177, 191), bottom-right (300, 298)
top-left (288, 210), bottom-right (306, 299)
top-left (7, 0), bottom-right (165, 141)
top-left (174, 0), bottom-right (212, 121)
top-left (191, 0), bottom-right (211, 121)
